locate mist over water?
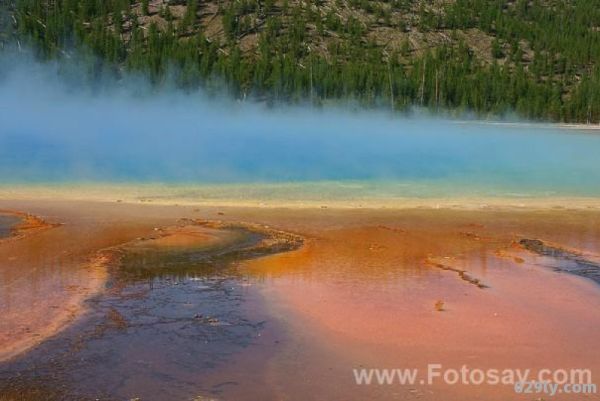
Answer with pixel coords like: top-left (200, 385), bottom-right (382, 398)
top-left (2, 52), bottom-right (600, 198)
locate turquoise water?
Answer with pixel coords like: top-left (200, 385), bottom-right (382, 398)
top-left (2, 110), bottom-right (600, 197)
top-left (1, 58), bottom-right (600, 198)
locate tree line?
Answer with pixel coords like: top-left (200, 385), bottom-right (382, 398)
top-left (10, 0), bottom-right (600, 122)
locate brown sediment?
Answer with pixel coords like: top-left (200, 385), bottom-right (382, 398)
top-left (0, 205), bottom-right (162, 363)
top-left (0, 209), bottom-right (60, 241)
top-left (104, 219), bottom-right (304, 282)
top-left (424, 257), bottom-right (489, 289)
top-left (108, 224), bottom-right (223, 255)
top-left (191, 219), bottom-right (304, 255)
top-left (0, 248), bottom-right (112, 362)
top-left (118, 218), bottom-right (304, 255)
top-left (1, 201), bottom-right (600, 401)
top-left (0, 214), bottom-right (304, 363)
top-left (238, 209), bottom-right (600, 401)
top-left (0, 209), bottom-right (74, 362)
top-left (0, 386), bottom-right (66, 401)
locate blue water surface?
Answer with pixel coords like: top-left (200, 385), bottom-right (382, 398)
top-left (1, 58), bottom-right (600, 198)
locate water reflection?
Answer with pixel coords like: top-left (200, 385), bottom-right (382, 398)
top-left (0, 224), bottom-right (293, 400)
top-left (0, 214), bottom-right (18, 238)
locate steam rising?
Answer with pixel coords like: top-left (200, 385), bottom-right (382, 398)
top-left (1, 51), bottom-right (600, 197)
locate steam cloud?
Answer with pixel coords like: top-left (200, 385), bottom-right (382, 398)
top-left (1, 50), bottom-right (600, 197)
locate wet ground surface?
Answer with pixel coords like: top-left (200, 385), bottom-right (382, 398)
top-left (0, 214), bottom-right (18, 238)
top-left (0, 226), bottom-right (294, 401)
top-left (520, 239), bottom-right (600, 285)
top-left (1, 203), bottom-right (600, 401)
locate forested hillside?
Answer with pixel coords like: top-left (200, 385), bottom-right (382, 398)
top-left (6, 0), bottom-right (600, 122)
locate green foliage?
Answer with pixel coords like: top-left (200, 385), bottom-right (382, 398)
top-left (10, 0), bottom-right (600, 122)
top-left (491, 38), bottom-right (503, 59)
top-left (141, 0), bottom-right (149, 16)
